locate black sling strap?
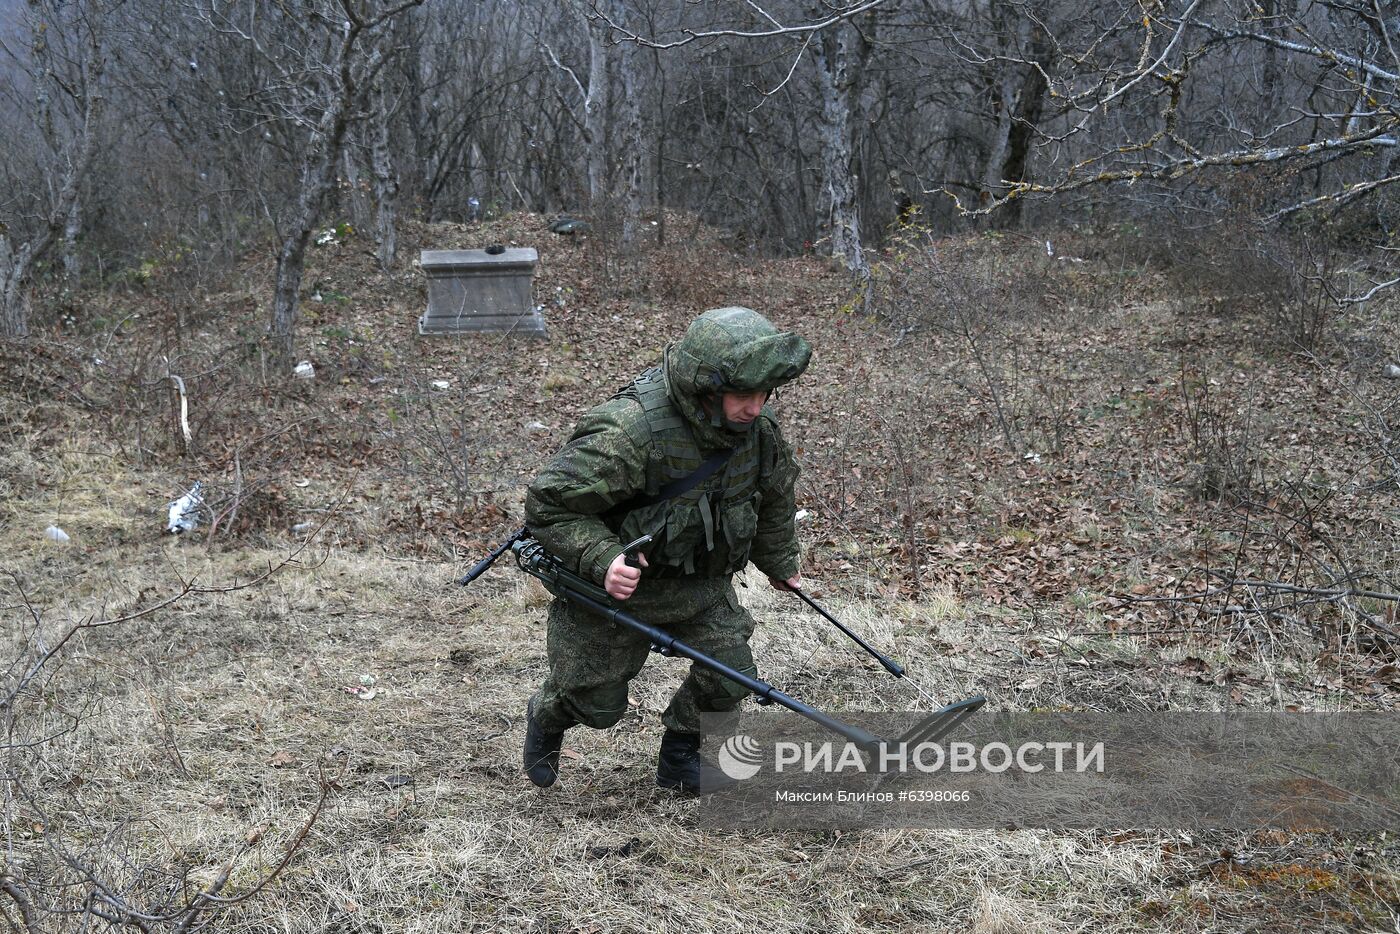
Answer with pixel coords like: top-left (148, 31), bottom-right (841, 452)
top-left (603, 448), bottom-right (734, 521)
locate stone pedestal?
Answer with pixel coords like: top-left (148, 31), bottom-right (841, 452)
top-left (418, 247), bottom-right (545, 336)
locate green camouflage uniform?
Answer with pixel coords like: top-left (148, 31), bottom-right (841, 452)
top-left (526, 307), bottom-right (811, 736)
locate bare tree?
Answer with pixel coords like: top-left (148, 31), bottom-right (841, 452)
top-left (370, 78), bottom-right (401, 270)
top-left (537, 0), bottom-right (616, 209)
top-left (951, 0), bottom-right (1400, 303)
top-left (598, 0), bottom-right (885, 270)
top-left (189, 0), bottom-right (423, 368)
top-left (0, 0), bottom-right (107, 339)
top-left (812, 15), bottom-right (873, 277)
top-left (610, 0), bottom-right (647, 248)
top-left (403, 1), bottom-right (540, 218)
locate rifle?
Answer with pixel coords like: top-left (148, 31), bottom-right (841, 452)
top-left (461, 529), bottom-right (984, 750)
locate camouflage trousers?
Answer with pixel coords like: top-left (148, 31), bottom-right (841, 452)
top-left (529, 576), bottom-right (757, 736)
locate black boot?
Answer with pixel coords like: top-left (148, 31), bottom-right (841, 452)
top-left (523, 701), bottom-right (564, 788)
top-left (655, 730), bottom-right (736, 795)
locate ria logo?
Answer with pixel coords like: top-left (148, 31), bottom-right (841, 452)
top-left (717, 734), bottom-right (764, 780)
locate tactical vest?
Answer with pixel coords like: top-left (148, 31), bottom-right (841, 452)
top-left (610, 367), bottom-right (764, 578)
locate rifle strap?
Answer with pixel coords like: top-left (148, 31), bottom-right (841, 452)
top-left (603, 448), bottom-right (734, 521)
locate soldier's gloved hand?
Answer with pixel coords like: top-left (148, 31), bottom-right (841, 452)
top-left (768, 575), bottom-right (801, 592)
top-left (605, 551), bottom-right (649, 600)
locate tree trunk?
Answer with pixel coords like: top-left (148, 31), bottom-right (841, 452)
top-left (583, 5), bottom-right (609, 207)
top-left (414, 20), bottom-right (441, 222)
top-left (370, 79), bottom-right (399, 270)
top-left (614, 4), bottom-right (644, 249)
top-left (978, 68), bottom-right (1016, 212)
top-left (270, 231), bottom-right (311, 364)
top-left (998, 31), bottom-right (1050, 227)
top-left (343, 144), bottom-right (374, 233)
top-left (270, 127), bottom-right (347, 366)
top-left (62, 198), bottom-right (81, 284)
top-left (812, 24), bottom-right (868, 280)
top-left (1, 233), bottom-right (34, 339)
top-left (269, 47), bottom-right (367, 367)
top-left (1260, 0), bottom-right (1279, 105)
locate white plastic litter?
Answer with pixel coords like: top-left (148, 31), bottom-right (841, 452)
top-left (44, 526), bottom-right (71, 543)
top-left (294, 361), bottom-right (315, 379)
top-left (1385, 364), bottom-right (1400, 379)
top-left (431, 379), bottom-right (451, 390)
top-left (167, 481), bottom-right (204, 534)
top-left (794, 509), bottom-right (810, 523)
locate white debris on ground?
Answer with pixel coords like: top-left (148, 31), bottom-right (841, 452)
top-left (294, 360), bottom-right (316, 379)
top-left (167, 481), bottom-right (205, 534)
top-left (1385, 363), bottom-right (1400, 379)
top-left (44, 526), bottom-right (71, 543)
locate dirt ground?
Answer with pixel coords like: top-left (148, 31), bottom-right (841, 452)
top-left (2, 215), bottom-right (1398, 931)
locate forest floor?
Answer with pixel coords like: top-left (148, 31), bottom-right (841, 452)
top-left (2, 212), bottom-right (1399, 931)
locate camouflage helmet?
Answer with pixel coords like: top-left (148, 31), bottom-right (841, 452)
top-left (666, 307), bottom-right (811, 399)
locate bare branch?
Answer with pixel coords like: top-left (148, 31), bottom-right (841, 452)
top-left (1091, 0), bottom-right (1206, 113)
top-left (591, 0), bottom-right (887, 50)
top-left (952, 123), bottom-right (1399, 215)
top-left (1268, 172), bottom-right (1400, 221)
top-left (1340, 274), bottom-right (1400, 305)
top-left (0, 876), bottom-right (41, 934)
top-left (539, 40), bottom-right (587, 102)
top-left (1193, 19), bottom-right (1400, 83)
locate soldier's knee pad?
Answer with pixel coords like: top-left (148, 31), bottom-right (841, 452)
top-left (566, 683), bottom-right (630, 729)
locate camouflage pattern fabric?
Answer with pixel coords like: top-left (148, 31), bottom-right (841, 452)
top-left (529, 577), bottom-right (756, 735)
top-left (524, 307), bottom-right (809, 736)
top-left (525, 306), bottom-right (810, 585)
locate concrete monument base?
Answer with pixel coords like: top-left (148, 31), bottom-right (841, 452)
top-left (418, 247), bottom-right (545, 336)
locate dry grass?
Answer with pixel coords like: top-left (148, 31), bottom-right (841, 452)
top-left (2, 447), bottom-right (1394, 932)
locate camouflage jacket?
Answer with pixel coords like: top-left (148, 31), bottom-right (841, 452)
top-left (524, 368), bottom-right (802, 586)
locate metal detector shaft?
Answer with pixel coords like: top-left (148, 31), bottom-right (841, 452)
top-left (558, 587), bottom-right (884, 750)
top-left (458, 526), bottom-right (527, 586)
top-left (791, 586), bottom-right (905, 678)
top-left (493, 535), bottom-right (984, 752)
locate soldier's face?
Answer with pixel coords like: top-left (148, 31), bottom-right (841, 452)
top-left (720, 390), bottom-right (767, 425)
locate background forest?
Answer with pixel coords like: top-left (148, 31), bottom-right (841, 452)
top-left (2, 0), bottom-right (1397, 346)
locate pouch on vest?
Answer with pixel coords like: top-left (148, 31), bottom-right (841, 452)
top-left (719, 494), bottom-right (760, 574)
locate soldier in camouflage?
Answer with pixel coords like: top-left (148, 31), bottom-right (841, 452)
top-left (522, 306), bottom-right (812, 793)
